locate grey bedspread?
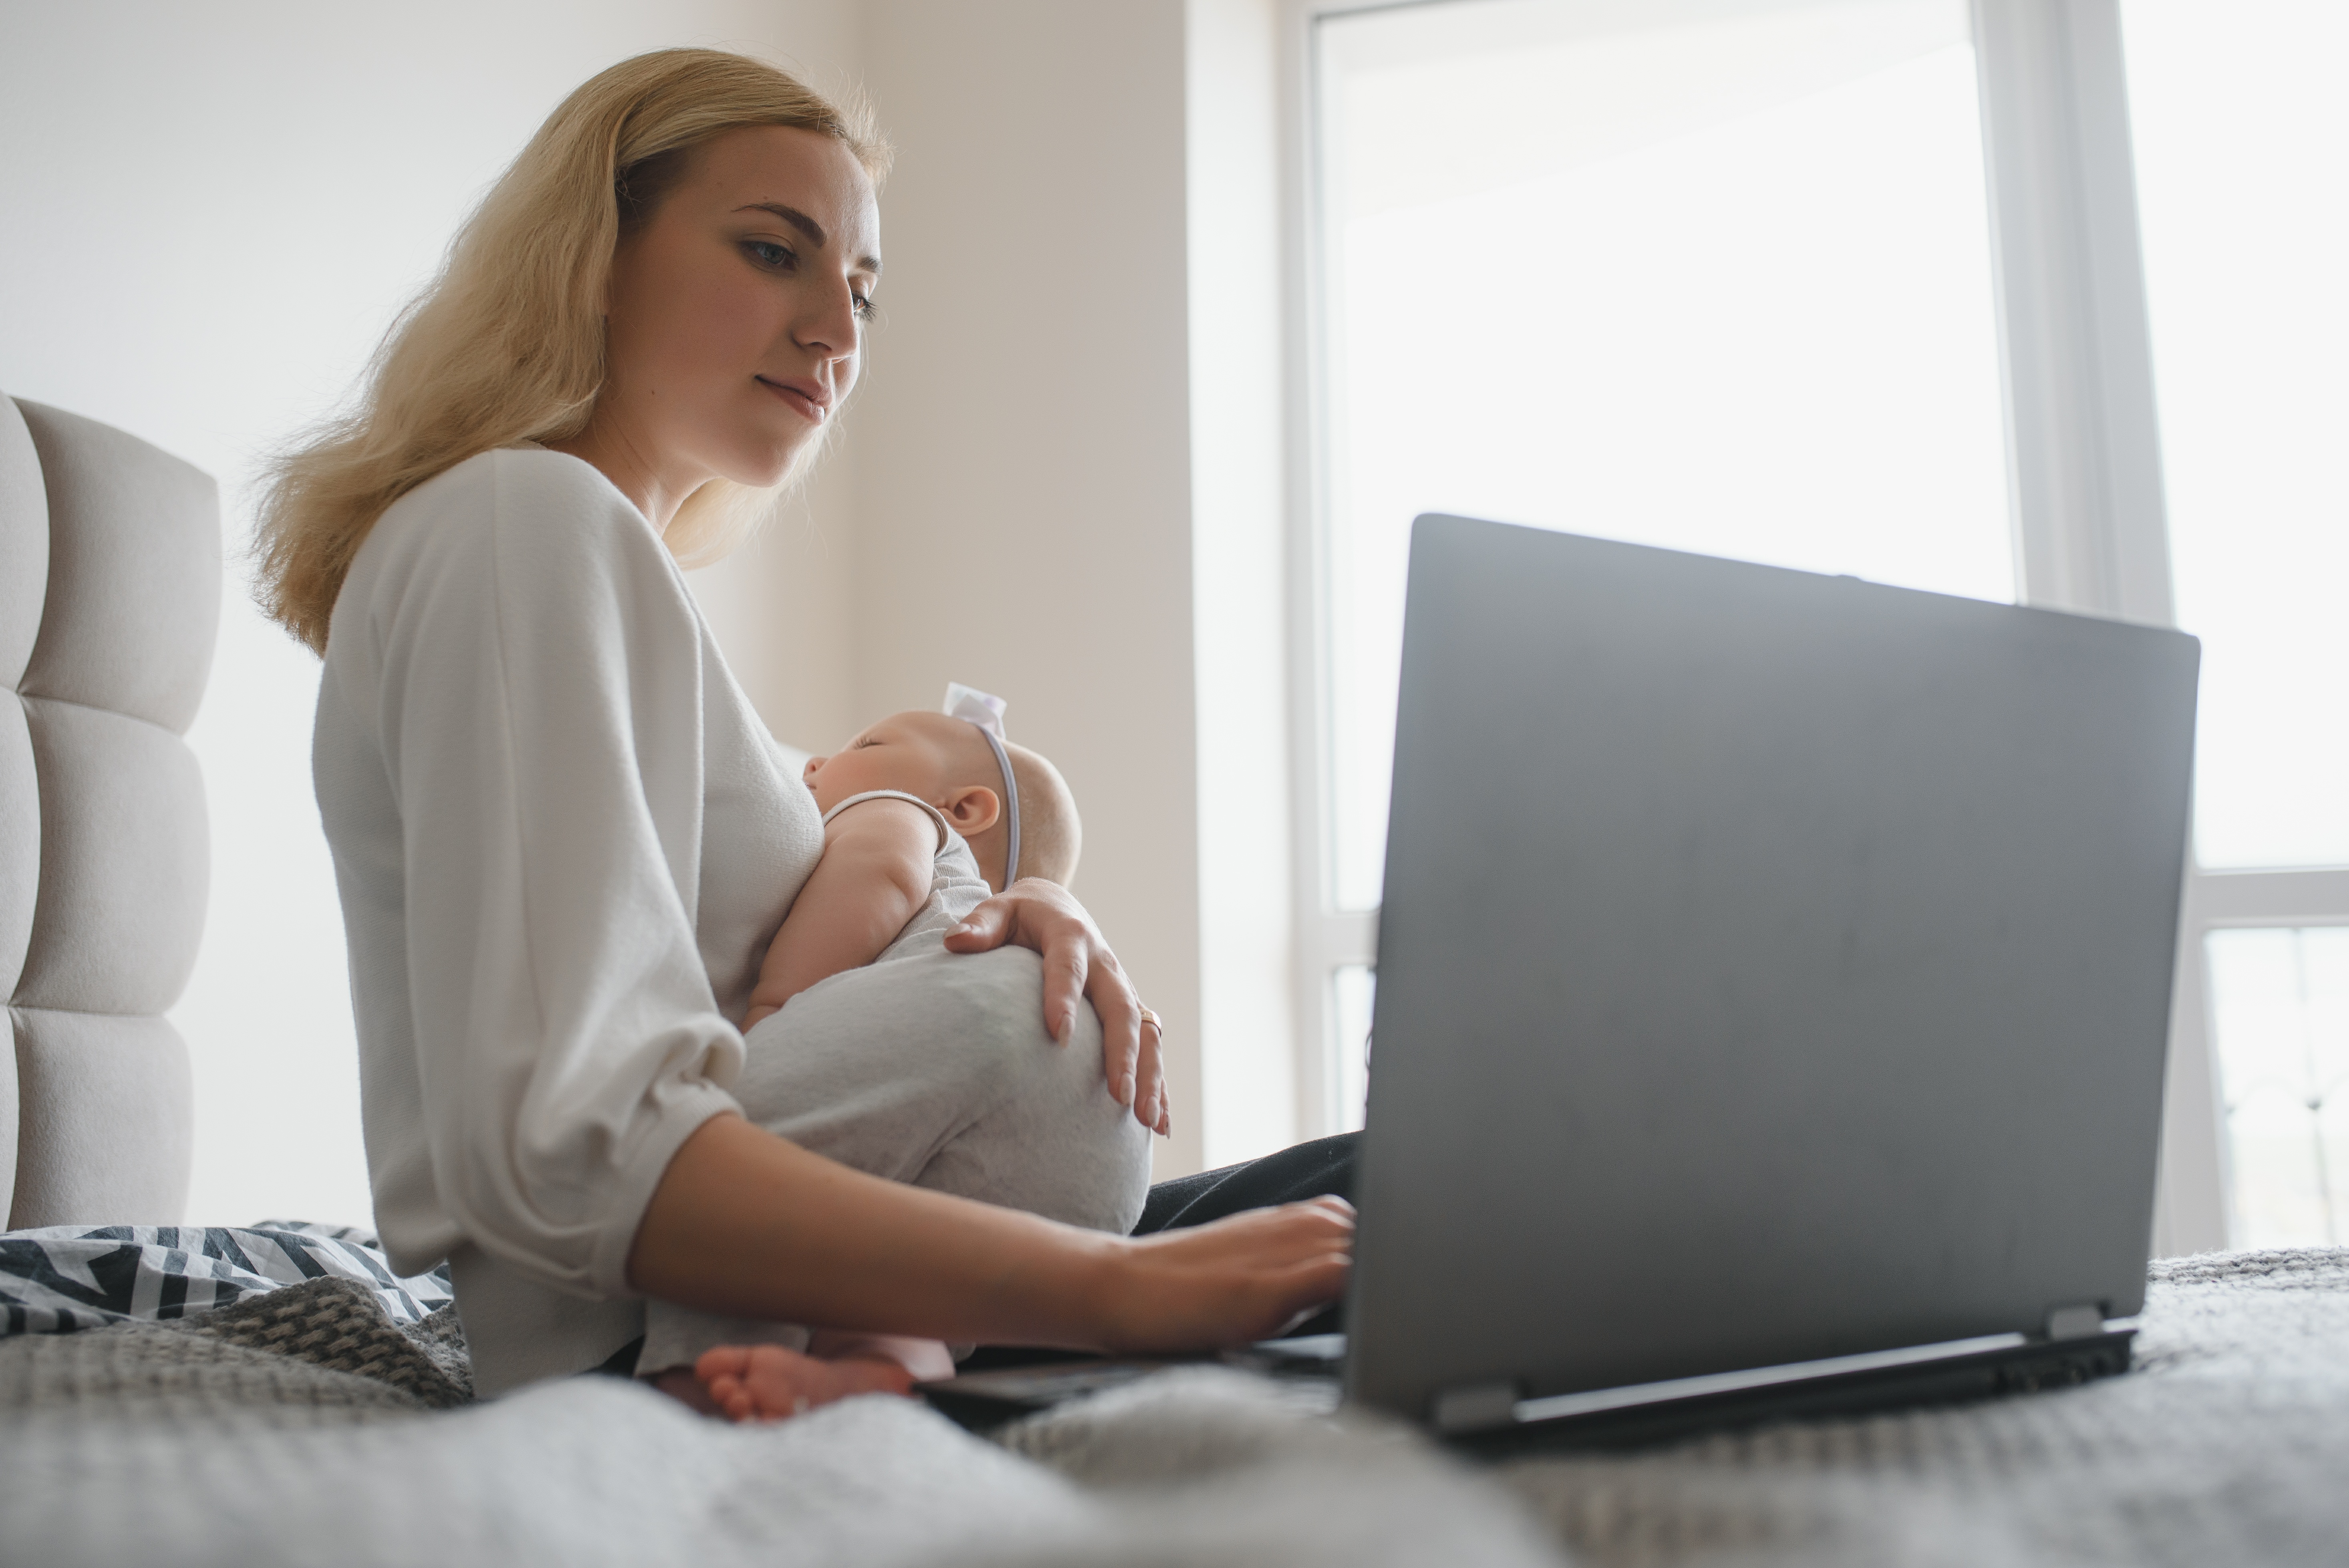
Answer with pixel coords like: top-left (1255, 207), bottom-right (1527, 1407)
top-left (1, 1248), bottom-right (2341, 1566)
top-left (1502, 1248), bottom-right (2349, 1565)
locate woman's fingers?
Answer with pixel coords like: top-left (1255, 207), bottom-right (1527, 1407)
top-left (1089, 963), bottom-right (1143, 1116)
top-left (1043, 926), bottom-right (1091, 1051)
top-left (1260, 1253), bottom-right (1355, 1337)
top-left (1135, 1011), bottom-right (1168, 1136)
top-left (951, 881), bottom-right (1090, 1051)
top-left (1104, 1197), bottom-right (1357, 1350)
top-left (944, 893), bottom-right (1012, 952)
top-left (945, 879), bottom-right (1159, 1129)
top-left (1079, 950), bottom-right (1156, 1131)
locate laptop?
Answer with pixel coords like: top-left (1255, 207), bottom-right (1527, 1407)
top-left (920, 514), bottom-right (2200, 1449)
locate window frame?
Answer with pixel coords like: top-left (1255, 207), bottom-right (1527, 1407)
top-left (1276, 0), bottom-right (2349, 1249)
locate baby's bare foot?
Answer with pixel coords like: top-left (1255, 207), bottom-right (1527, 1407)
top-left (694, 1344), bottom-right (917, 1423)
top-left (649, 1365), bottom-right (724, 1416)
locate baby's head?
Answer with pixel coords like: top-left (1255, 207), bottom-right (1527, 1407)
top-left (802, 710), bottom-right (1080, 892)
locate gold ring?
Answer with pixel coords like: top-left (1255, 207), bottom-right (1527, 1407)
top-left (1137, 1006), bottom-right (1162, 1032)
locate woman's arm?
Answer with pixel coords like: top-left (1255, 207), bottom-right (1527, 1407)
top-left (353, 452), bottom-right (749, 1300)
top-left (744, 799), bottom-right (935, 1029)
top-left (629, 1114), bottom-right (1353, 1350)
top-left (945, 880), bottom-right (1172, 1137)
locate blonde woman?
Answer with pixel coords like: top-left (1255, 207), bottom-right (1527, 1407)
top-left (259, 49), bottom-right (1353, 1416)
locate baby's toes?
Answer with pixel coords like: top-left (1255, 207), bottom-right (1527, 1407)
top-left (696, 1345), bottom-right (753, 1381)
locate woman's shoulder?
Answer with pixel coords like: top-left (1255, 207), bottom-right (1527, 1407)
top-left (351, 449), bottom-right (676, 600)
top-left (377, 446), bottom-right (655, 557)
top-left (332, 447), bottom-right (692, 659)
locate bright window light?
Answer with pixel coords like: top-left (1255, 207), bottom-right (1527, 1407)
top-left (2206, 927), bottom-right (2349, 1246)
top-left (1316, 0), bottom-right (2013, 909)
top-left (2121, 0), bottom-right (2349, 871)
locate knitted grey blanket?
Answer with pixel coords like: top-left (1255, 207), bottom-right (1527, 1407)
top-left (1498, 1248), bottom-right (2349, 1565)
top-left (0, 1273), bottom-right (471, 1420)
top-left (0, 1248), bottom-right (2340, 1566)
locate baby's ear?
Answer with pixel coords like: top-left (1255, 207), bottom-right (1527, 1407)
top-left (941, 785), bottom-right (1000, 837)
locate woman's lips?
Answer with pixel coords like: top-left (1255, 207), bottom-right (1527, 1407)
top-left (756, 375), bottom-right (829, 423)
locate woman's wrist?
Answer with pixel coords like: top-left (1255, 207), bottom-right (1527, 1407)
top-left (996, 1224), bottom-right (1136, 1351)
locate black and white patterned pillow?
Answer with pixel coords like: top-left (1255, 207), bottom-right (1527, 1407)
top-left (0, 1220), bottom-right (451, 1335)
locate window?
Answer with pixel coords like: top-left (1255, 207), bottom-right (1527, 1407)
top-left (1305, 0), bottom-right (2016, 1131)
top-left (1291, 0), bottom-right (2349, 1246)
top-left (1316, 0), bottom-right (2012, 916)
top-left (2121, 0), bottom-right (2349, 1247)
top-left (2204, 928), bottom-right (2349, 1246)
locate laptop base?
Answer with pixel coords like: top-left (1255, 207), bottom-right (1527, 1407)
top-left (917, 1329), bottom-right (2133, 1450)
top-left (1452, 1329), bottom-right (2134, 1457)
top-left (916, 1337), bottom-right (1345, 1435)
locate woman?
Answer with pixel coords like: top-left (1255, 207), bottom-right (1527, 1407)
top-left (259, 48), bottom-right (1354, 1412)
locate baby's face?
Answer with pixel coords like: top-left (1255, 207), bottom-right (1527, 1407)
top-left (802, 711), bottom-right (988, 816)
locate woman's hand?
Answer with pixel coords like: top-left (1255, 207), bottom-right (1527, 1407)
top-left (1091, 1197), bottom-right (1356, 1352)
top-left (945, 878), bottom-right (1168, 1135)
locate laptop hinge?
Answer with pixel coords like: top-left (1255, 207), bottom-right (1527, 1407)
top-left (2043, 1303), bottom-right (2103, 1342)
top-left (1431, 1380), bottom-right (1520, 1435)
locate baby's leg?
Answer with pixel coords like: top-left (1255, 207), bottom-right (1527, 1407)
top-left (639, 946), bottom-right (1150, 1413)
top-left (747, 945), bottom-right (1151, 1234)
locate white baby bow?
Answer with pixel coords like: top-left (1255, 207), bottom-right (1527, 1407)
top-left (944, 682), bottom-right (1019, 885)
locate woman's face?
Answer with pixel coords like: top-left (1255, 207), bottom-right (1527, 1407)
top-left (598, 124), bottom-right (881, 501)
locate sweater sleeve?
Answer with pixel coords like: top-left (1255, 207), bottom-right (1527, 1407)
top-left (366, 451), bottom-right (745, 1299)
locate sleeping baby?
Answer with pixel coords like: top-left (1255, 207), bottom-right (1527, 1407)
top-left (640, 685), bottom-right (1152, 1419)
top-left (743, 683), bottom-right (1080, 1032)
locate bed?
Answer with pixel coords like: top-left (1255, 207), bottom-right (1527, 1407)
top-left (6, 394), bottom-right (2344, 1566)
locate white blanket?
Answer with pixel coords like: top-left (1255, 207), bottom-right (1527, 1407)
top-left (1, 1365), bottom-right (1555, 1567)
top-left (4, 1248), bottom-right (2343, 1567)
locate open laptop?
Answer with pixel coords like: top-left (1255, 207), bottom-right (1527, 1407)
top-left (920, 514), bottom-right (2201, 1449)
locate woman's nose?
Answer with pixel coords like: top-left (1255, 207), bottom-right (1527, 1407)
top-left (795, 281), bottom-right (862, 364)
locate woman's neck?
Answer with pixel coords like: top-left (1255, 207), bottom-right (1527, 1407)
top-left (545, 422), bottom-right (696, 534)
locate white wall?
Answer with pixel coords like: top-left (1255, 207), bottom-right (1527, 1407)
top-left (856, 0), bottom-right (1217, 1175)
top-left (0, 0), bottom-right (865, 1228)
top-left (4, 0), bottom-right (1297, 1222)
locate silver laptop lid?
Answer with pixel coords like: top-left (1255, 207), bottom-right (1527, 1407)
top-left (1345, 516), bottom-right (2199, 1421)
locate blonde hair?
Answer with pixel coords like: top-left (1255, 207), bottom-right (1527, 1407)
top-left (255, 48), bottom-right (890, 653)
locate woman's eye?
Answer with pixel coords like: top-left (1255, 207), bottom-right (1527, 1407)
top-left (744, 240), bottom-right (797, 271)
top-left (852, 294), bottom-right (877, 322)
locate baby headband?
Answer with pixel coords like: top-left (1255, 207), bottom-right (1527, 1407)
top-left (944, 682), bottom-right (1019, 885)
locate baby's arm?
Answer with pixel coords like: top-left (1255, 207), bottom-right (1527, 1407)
top-left (744, 799), bottom-right (937, 1030)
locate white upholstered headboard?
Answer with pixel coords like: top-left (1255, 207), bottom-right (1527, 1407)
top-left (1, 394), bottom-right (218, 1227)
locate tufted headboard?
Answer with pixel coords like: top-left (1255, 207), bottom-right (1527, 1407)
top-left (1, 395), bottom-right (219, 1228)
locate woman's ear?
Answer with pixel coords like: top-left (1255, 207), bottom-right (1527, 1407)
top-left (940, 785), bottom-right (1000, 837)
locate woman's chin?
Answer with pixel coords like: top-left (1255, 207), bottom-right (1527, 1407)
top-left (700, 455), bottom-right (795, 495)
top-left (721, 431), bottom-right (819, 491)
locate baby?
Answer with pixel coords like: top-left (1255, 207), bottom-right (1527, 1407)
top-left (743, 684), bottom-right (1081, 1031)
top-left (642, 686), bottom-right (1141, 1420)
